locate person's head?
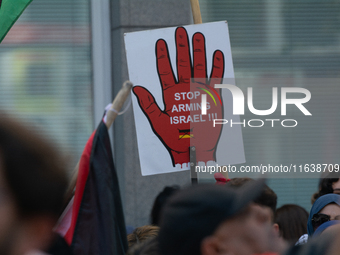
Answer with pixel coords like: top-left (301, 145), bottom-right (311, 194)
top-left (127, 225), bottom-right (159, 247)
top-left (313, 220), bottom-right (340, 237)
top-left (0, 113), bottom-right (68, 254)
top-left (150, 185), bottom-right (180, 225)
top-left (308, 194), bottom-right (340, 237)
top-left (274, 204), bottom-right (309, 244)
top-left (224, 178), bottom-right (287, 252)
top-left (158, 180), bottom-right (275, 255)
top-left (226, 178), bottom-right (277, 220)
top-left (331, 179), bottom-right (340, 195)
top-left (311, 173), bottom-right (340, 204)
top-left (126, 237), bottom-right (160, 255)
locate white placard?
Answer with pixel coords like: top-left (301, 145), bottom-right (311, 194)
top-left (125, 21), bottom-right (245, 176)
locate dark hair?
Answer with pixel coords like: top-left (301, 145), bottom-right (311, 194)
top-left (226, 177), bottom-right (277, 214)
top-left (312, 178), bottom-right (339, 203)
top-left (0, 113), bottom-right (68, 218)
top-left (274, 204), bottom-right (309, 244)
top-left (150, 185), bottom-right (180, 225)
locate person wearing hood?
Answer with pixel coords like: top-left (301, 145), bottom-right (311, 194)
top-left (307, 194), bottom-right (340, 237)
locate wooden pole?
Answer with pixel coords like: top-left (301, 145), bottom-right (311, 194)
top-left (64, 81), bottom-right (133, 203)
top-left (189, 0), bottom-right (229, 181)
top-left (189, 0), bottom-right (202, 184)
top-left (190, 146), bottom-right (198, 184)
top-left (105, 80), bottom-right (133, 128)
top-left (190, 0), bottom-right (202, 24)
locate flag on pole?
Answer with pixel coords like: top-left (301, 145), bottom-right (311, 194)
top-left (0, 0), bottom-right (33, 43)
top-left (55, 120), bottom-right (128, 255)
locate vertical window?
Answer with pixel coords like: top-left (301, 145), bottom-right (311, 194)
top-left (200, 0), bottom-right (340, 209)
top-left (0, 0), bottom-right (93, 168)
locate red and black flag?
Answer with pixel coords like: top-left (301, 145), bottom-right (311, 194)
top-left (56, 120), bottom-right (128, 255)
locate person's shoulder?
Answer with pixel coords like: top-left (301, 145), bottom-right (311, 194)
top-left (295, 234), bottom-right (308, 246)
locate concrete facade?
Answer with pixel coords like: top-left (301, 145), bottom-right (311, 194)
top-left (110, 0), bottom-right (193, 227)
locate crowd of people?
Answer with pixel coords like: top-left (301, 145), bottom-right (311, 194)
top-left (1, 112), bottom-right (340, 255)
top-left (127, 177), bottom-right (340, 255)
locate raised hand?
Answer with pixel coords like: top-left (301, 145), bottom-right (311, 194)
top-left (133, 27), bottom-right (224, 167)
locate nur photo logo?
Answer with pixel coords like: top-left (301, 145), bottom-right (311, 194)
top-left (200, 83), bottom-right (312, 128)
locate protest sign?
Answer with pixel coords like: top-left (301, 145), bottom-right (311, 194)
top-left (125, 21), bottom-right (245, 176)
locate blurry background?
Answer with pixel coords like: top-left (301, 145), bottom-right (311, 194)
top-left (0, 0), bottom-right (93, 170)
top-left (0, 0), bottom-right (339, 227)
top-left (199, 0), bottom-right (340, 210)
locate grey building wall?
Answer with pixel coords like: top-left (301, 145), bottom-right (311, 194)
top-left (110, 0), bottom-right (193, 227)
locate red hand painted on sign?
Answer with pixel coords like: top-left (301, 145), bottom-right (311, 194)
top-left (133, 27), bottom-right (224, 166)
